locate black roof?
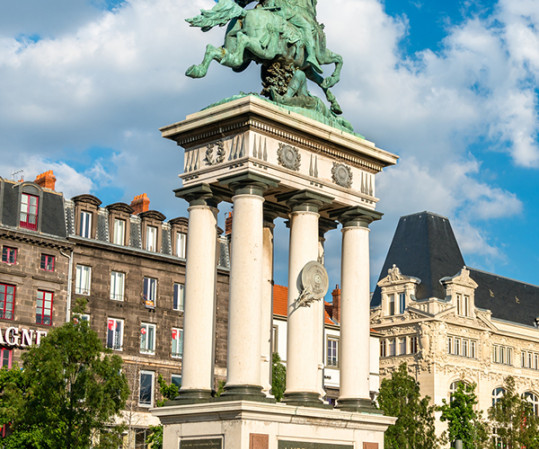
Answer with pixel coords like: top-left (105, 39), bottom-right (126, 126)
top-left (371, 211), bottom-right (539, 327)
top-left (372, 212), bottom-right (465, 304)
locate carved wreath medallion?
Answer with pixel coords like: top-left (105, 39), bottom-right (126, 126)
top-left (332, 162), bottom-right (353, 188)
top-left (204, 141), bottom-right (226, 166)
top-left (277, 143), bottom-right (301, 171)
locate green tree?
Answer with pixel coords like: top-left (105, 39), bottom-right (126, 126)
top-left (146, 375), bottom-right (180, 449)
top-left (2, 317), bottom-right (129, 448)
top-left (438, 382), bottom-right (489, 448)
top-left (377, 363), bottom-right (438, 449)
top-left (488, 376), bottom-right (539, 449)
top-left (272, 352), bottom-right (286, 402)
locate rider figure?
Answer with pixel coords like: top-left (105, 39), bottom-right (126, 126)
top-left (263, 0), bottom-right (323, 73)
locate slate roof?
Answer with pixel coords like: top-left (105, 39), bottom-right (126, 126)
top-left (371, 211), bottom-right (539, 327)
top-left (273, 284), bottom-right (334, 325)
top-left (372, 211), bottom-right (464, 304)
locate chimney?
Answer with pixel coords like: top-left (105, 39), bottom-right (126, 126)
top-left (225, 212), bottom-right (233, 237)
top-left (331, 284), bottom-right (341, 324)
top-left (34, 170), bottom-right (56, 190)
top-left (131, 193), bottom-right (150, 214)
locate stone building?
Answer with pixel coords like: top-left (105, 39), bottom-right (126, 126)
top-left (0, 171), bottom-right (231, 447)
top-left (370, 211), bottom-right (539, 439)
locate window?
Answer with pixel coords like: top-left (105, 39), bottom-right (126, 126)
top-left (79, 211), bottom-right (92, 238)
top-left (388, 338), bottom-right (396, 356)
top-left (492, 387), bottom-right (505, 406)
top-left (449, 381), bottom-right (467, 402)
top-left (272, 325), bottom-right (278, 354)
top-left (143, 277), bottom-right (157, 308)
top-left (40, 254), bottom-right (55, 271)
top-left (176, 232), bottom-right (187, 258)
top-left (398, 293), bottom-right (405, 314)
top-left (448, 336), bottom-right (477, 359)
top-left (171, 328), bottom-right (183, 358)
top-left (455, 338), bottom-right (461, 355)
top-left (493, 344), bottom-right (513, 365)
top-left (36, 290), bottom-right (53, 325)
top-left (0, 284), bottom-right (15, 320)
top-left (522, 350), bottom-right (539, 370)
top-left (173, 283), bottom-right (185, 311)
top-left (456, 294), bottom-right (471, 317)
top-left (0, 348), bottom-right (12, 369)
top-left (380, 339), bottom-right (386, 357)
top-left (462, 339), bottom-right (468, 358)
top-left (110, 271), bottom-right (125, 301)
top-left (75, 265), bottom-right (91, 295)
top-left (410, 336), bottom-right (418, 354)
top-left (106, 318), bottom-right (123, 350)
top-left (470, 341), bottom-right (476, 359)
top-left (73, 313), bottom-right (90, 324)
top-left (135, 429), bottom-right (150, 449)
top-left (146, 226), bottom-right (157, 252)
top-left (523, 392), bottom-right (539, 416)
top-left (326, 337), bottom-right (338, 367)
top-left (139, 371), bottom-right (154, 407)
top-left (171, 374), bottom-right (182, 389)
top-left (20, 193), bottom-right (38, 230)
top-left (388, 294), bottom-right (395, 316)
top-left (447, 336), bottom-right (453, 355)
top-left (140, 323), bottom-right (156, 354)
top-left (398, 337), bottom-right (406, 355)
top-left (1, 247), bottom-right (17, 264)
top-left (112, 219), bottom-right (125, 245)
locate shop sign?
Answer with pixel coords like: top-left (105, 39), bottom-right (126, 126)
top-left (0, 327), bottom-right (48, 347)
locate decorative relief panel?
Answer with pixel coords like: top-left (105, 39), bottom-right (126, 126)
top-left (332, 162), bottom-right (353, 188)
top-left (204, 141), bottom-right (226, 166)
top-left (277, 143), bottom-right (301, 171)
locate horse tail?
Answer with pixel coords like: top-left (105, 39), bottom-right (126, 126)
top-left (186, 0), bottom-right (246, 32)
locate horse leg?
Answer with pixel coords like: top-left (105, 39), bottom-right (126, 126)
top-left (185, 44), bottom-right (225, 78)
top-left (317, 50), bottom-right (343, 89)
top-left (306, 67), bottom-right (343, 115)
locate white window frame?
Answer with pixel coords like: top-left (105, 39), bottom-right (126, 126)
top-left (176, 232), bottom-right (187, 258)
top-left (140, 323), bottom-right (156, 354)
top-left (143, 277), bottom-right (157, 308)
top-left (75, 265), bottom-right (91, 295)
top-left (171, 327), bottom-right (183, 359)
top-left (388, 294), bottom-right (395, 316)
top-left (173, 283), bottom-right (185, 312)
top-left (171, 374), bottom-right (182, 389)
top-left (388, 338), bottom-right (396, 356)
top-left (106, 318), bottom-right (123, 351)
top-left (398, 337), bottom-right (406, 355)
top-left (138, 370), bottom-right (155, 407)
top-left (113, 218), bottom-right (125, 245)
top-left (110, 271), bottom-right (125, 301)
top-left (326, 337), bottom-right (339, 367)
top-left (80, 211), bottom-right (92, 238)
top-left (146, 225), bottom-right (157, 252)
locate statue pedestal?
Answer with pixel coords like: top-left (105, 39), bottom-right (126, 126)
top-left (153, 401), bottom-right (396, 449)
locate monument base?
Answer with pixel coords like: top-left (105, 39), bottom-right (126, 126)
top-left (152, 400), bottom-right (395, 449)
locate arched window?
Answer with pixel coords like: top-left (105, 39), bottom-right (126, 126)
top-left (449, 380), bottom-right (467, 402)
top-left (523, 392), bottom-right (539, 416)
top-left (492, 387), bottom-right (505, 406)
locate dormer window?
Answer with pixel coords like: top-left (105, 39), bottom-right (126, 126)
top-left (20, 193), bottom-right (39, 230)
top-left (113, 219), bottom-right (125, 245)
top-left (388, 295), bottom-right (395, 315)
top-left (146, 226), bottom-right (157, 252)
top-left (456, 293), bottom-right (470, 317)
top-left (80, 211), bottom-right (92, 238)
top-left (176, 232), bottom-right (187, 258)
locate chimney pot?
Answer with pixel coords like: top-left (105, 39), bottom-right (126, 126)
top-left (331, 284), bottom-right (341, 324)
top-left (34, 170), bottom-right (56, 191)
top-left (131, 193), bottom-right (150, 214)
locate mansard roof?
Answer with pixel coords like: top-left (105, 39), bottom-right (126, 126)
top-left (372, 211), bottom-right (539, 327)
top-left (372, 211), bottom-right (464, 304)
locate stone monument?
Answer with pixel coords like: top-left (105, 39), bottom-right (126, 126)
top-left (152, 1), bottom-right (398, 447)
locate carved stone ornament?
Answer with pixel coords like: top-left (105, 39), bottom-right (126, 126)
top-left (332, 162), bottom-right (353, 188)
top-left (204, 141), bottom-right (226, 166)
top-left (277, 143), bottom-right (301, 171)
top-left (297, 261), bottom-right (329, 307)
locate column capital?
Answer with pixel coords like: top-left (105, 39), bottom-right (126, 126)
top-left (319, 217), bottom-right (338, 238)
top-left (219, 172), bottom-right (279, 197)
top-left (175, 184), bottom-right (223, 207)
top-left (276, 189), bottom-right (334, 213)
top-left (330, 206), bottom-right (383, 228)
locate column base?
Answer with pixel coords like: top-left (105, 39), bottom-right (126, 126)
top-left (283, 392), bottom-right (331, 409)
top-left (336, 398), bottom-right (382, 413)
top-left (166, 389), bottom-right (213, 406)
top-left (219, 384), bottom-right (272, 402)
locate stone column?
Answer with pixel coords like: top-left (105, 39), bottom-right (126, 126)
top-left (279, 191), bottom-right (332, 407)
top-left (174, 184), bottom-right (219, 401)
top-left (260, 209), bottom-right (278, 394)
top-left (334, 207), bottom-right (381, 411)
top-left (221, 175), bottom-right (277, 399)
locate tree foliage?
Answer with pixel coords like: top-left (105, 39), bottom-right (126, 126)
top-left (377, 363), bottom-right (438, 449)
top-left (272, 352), bottom-right (286, 402)
top-left (438, 382), bottom-right (489, 448)
top-left (146, 374), bottom-right (180, 449)
top-left (488, 376), bottom-right (539, 449)
top-left (1, 318), bottom-right (129, 448)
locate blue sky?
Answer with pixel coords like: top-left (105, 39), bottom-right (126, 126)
top-left (0, 0), bottom-right (537, 292)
